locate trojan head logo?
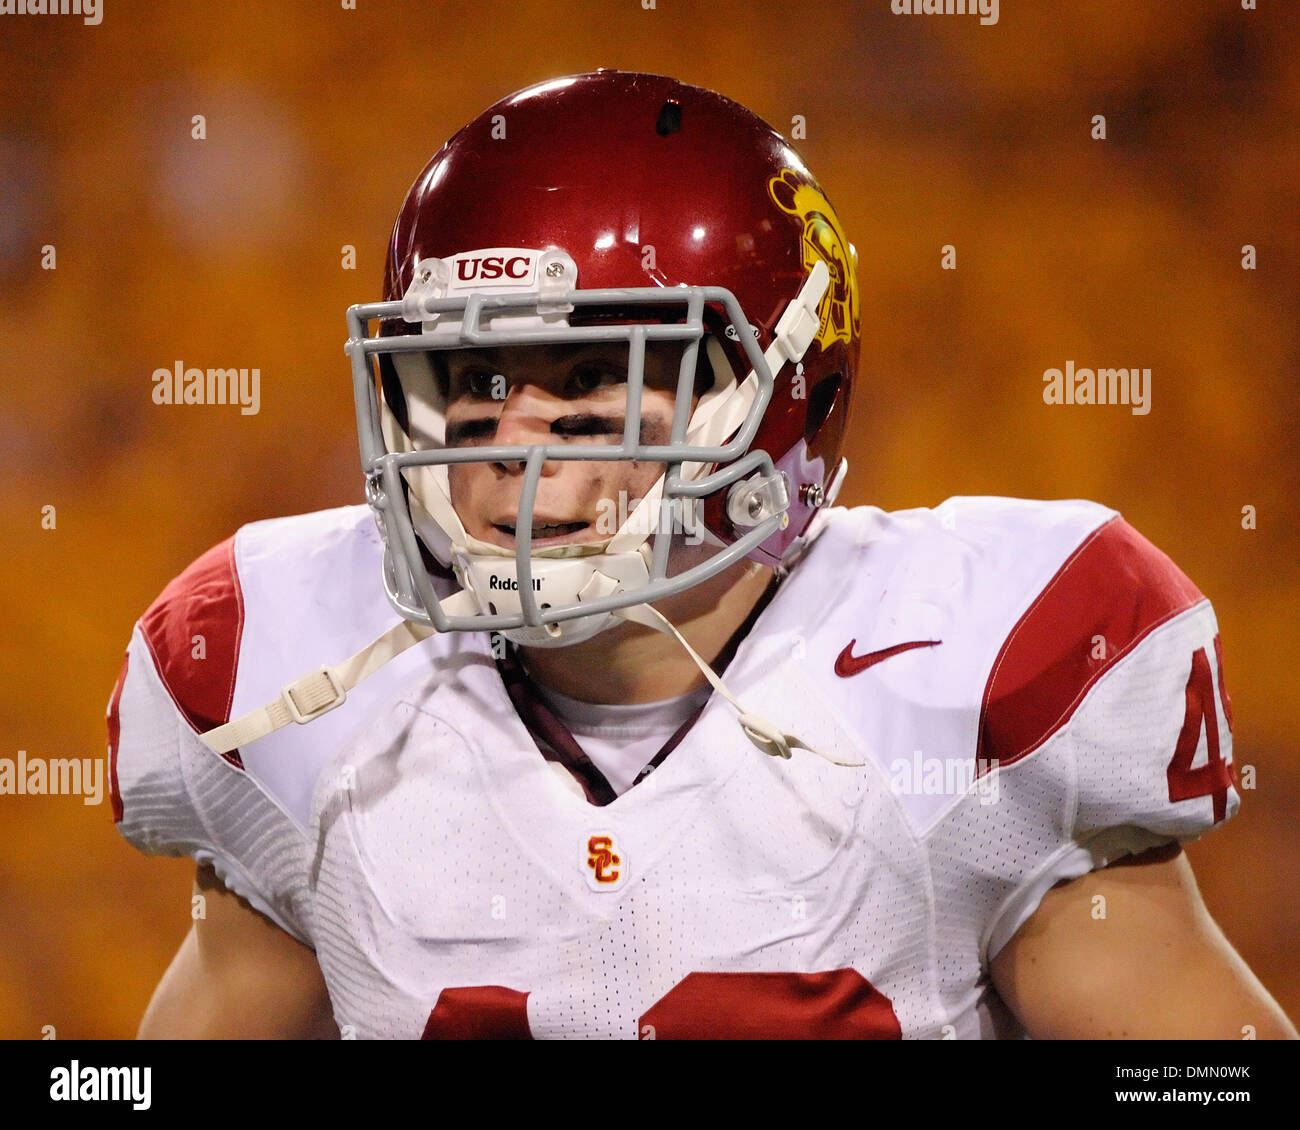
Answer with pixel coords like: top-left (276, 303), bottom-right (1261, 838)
top-left (768, 169), bottom-right (860, 349)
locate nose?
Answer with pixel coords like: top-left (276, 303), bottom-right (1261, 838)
top-left (490, 384), bottom-right (562, 476)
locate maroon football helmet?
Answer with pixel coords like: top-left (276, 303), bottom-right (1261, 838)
top-left (347, 70), bottom-right (859, 645)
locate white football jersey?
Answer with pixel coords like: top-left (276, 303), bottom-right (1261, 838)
top-left (108, 498), bottom-right (1238, 1039)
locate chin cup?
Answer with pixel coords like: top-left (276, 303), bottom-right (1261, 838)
top-left (455, 544), bottom-right (654, 648)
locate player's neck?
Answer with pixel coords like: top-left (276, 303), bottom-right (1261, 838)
top-left (518, 558), bottom-right (779, 705)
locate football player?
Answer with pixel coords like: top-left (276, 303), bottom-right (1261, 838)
top-left (109, 71), bottom-right (1296, 1039)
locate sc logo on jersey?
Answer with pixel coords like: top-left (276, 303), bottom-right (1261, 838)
top-left (582, 833), bottom-right (626, 891)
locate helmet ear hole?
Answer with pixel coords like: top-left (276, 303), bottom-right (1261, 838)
top-left (804, 372), bottom-right (843, 443)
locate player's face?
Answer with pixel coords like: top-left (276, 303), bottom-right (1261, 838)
top-left (443, 341), bottom-right (694, 549)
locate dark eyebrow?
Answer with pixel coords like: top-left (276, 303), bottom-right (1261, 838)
top-left (444, 417), bottom-right (497, 445)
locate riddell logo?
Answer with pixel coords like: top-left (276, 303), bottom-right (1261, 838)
top-left (447, 248), bottom-right (539, 289)
top-left (488, 574), bottom-right (542, 592)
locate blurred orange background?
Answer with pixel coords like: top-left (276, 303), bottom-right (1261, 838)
top-left (1, 0), bottom-right (1295, 1038)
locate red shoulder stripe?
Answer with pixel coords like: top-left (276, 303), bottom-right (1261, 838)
top-left (139, 535), bottom-right (245, 769)
top-left (978, 516), bottom-right (1205, 770)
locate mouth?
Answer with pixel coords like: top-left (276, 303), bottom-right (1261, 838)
top-left (490, 518), bottom-right (592, 547)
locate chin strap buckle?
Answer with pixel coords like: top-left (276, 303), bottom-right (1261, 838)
top-left (279, 667), bottom-right (347, 724)
top-left (199, 619), bottom-right (435, 756)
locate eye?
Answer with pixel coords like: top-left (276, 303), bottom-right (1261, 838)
top-left (568, 362), bottom-right (623, 396)
top-left (463, 369), bottom-right (504, 399)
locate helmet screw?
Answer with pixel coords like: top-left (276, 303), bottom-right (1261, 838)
top-left (417, 269), bottom-right (431, 283)
top-left (746, 494), bottom-right (764, 520)
top-left (545, 261), bottom-right (566, 279)
top-left (801, 483), bottom-right (825, 509)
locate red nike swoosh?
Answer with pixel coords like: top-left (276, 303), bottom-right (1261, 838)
top-left (834, 639), bottom-right (941, 678)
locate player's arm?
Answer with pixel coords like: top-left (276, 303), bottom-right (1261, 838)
top-left (138, 863), bottom-right (338, 1039)
top-left (989, 842), bottom-right (1297, 1040)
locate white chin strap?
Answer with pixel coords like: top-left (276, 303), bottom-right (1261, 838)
top-left (197, 583), bottom-right (861, 769)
